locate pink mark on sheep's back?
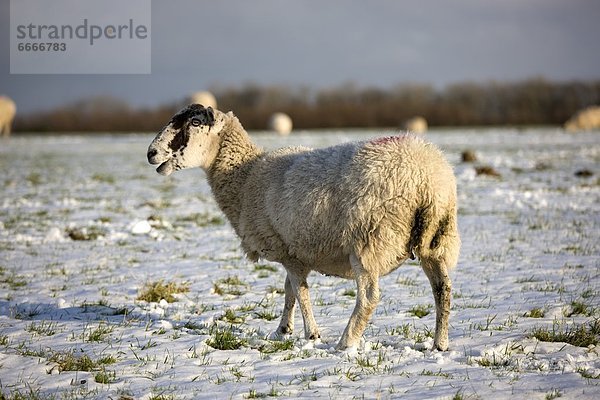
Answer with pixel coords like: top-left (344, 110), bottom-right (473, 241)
top-left (369, 135), bottom-right (411, 146)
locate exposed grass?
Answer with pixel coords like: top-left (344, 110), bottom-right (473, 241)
top-left (531, 319), bottom-right (599, 347)
top-left (218, 308), bottom-right (245, 324)
top-left (94, 368), bottom-right (117, 384)
top-left (97, 354), bottom-right (118, 365)
top-left (254, 264), bottom-right (278, 273)
top-left (149, 393), bottom-right (175, 400)
top-left (545, 389), bottom-right (562, 400)
top-left (266, 285), bottom-right (285, 295)
top-left (515, 275), bottom-right (540, 283)
top-left (1, 386), bottom-right (55, 400)
top-left (452, 390), bottom-right (465, 400)
top-left (183, 320), bottom-right (208, 331)
top-left (385, 323), bottom-right (412, 338)
top-left (137, 280), bottom-right (190, 303)
top-left (26, 321), bottom-right (59, 336)
top-left (420, 369), bottom-right (452, 378)
top-left (0, 271), bottom-right (28, 289)
top-left (65, 225), bottom-right (107, 241)
top-left (85, 323), bottom-right (114, 342)
top-left (474, 354), bottom-right (511, 369)
top-left (254, 309), bottom-right (278, 321)
top-left (91, 173), bottom-right (116, 184)
top-left (523, 307), bottom-right (545, 318)
top-left (49, 352), bottom-right (98, 372)
top-left (564, 301), bottom-right (594, 317)
top-left (577, 367), bottom-right (600, 379)
top-left (260, 339), bottom-right (295, 354)
top-left (175, 212), bottom-right (224, 227)
top-left (247, 387), bottom-right (281, 398)
top-left (213, 275), bottom-right (248, 297)
top-left (407, 304), bottom-right (431, 318)
top-left (475, 165), bottom-right (501, 178)
top-left (26, 172), bottom-right (43, 185)
top-left (207, 325), bottom-right (247, 350)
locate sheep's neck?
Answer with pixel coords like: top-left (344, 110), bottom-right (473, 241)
top-left (207, 117), bottom-right (263, 232)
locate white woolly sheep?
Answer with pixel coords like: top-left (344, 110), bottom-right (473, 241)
top-left (564, 105), bottom-right (600, 132)
top-left (0, 96), bottom-right (16, 138)
top-left (402, 116), bottom-right (428, 134)
top-left (147, 104), bottom-right (460, 351)
top-left (268, 112), bottom-right (293, 135)
top-left (188, 91), bottom-right (217, 109)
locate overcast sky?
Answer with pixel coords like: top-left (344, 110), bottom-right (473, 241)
top-left (1, 0), bottom-right (600, 114)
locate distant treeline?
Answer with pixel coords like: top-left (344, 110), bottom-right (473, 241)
top-left (15, 78), bottom-right (600, 132)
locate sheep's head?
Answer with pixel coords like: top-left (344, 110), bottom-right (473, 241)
top-left (147, 104), bottom-right (226, 175)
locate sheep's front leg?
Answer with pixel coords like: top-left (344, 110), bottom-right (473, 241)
top-left (337, 254), bottom-right (380, 350)
top-left (276, 275), bottom-right (296, 335)
top-left (421, 259), bottom-right (452, 351)
top-left (285, 270), bottom-right (320, 340)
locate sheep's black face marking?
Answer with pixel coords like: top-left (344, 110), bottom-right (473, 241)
top-left (168, 129), bottom-right (189, 152)
top-left (167, 104), bottom-right (216, 153)
top-left (170, 104), bottom-right (215, 130)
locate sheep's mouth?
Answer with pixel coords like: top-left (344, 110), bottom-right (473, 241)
top-left (147, 149), bottom-right (174, 176)
top-left (156, 160), bottom-right (174, 176)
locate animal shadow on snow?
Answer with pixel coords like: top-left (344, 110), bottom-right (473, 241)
top-left (0, 300), bottom-right (134, 323)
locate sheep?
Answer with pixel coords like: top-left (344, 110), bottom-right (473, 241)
top-left (0, 96), bottom-right (16, 138)
top-left (402, 116), bottom-right (428, 134)
top-left (188, 91), bottom-right (217, 109)
top-left (564, 105), bottom-right (600, 132)
top-left (147, 104), bottom-right (460, 351)
top-left (268, 112), bottom-right (293, 135)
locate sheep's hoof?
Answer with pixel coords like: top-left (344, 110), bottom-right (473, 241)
top-left (308, 333), bottom-right (321, 340)
top-left (434, 341), bottom-right (448, 351)
top-left (335, 335), bottom-right (362, 351)
top-left (335, 341), bottom-right (356, 351)
top-left (277, 326), bottom-right (293, 335)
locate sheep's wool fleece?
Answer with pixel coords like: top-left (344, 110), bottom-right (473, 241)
top-left (234, 134), bottom-right (458, 278)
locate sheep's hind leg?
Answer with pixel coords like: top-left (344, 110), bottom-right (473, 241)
top-left (276, 275), bottom-right (296, 336)
top-left (336, 253), bottom-right (380, 350)
top-left (286, 270), bottom-right (320, 340)
top-left (421, 258), bottom-right (452, 351)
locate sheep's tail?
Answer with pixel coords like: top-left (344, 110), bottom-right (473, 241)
top-left (409, 203), bottom-right (460, 270)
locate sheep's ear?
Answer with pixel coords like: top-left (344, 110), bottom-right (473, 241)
top-left (206, 107), bottom-right (215, 126)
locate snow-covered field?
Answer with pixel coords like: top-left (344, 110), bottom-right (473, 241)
top-left (0, 128), bottom-right (598, 399)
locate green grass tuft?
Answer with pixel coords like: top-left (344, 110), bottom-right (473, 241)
top-left (207, 325), bottom-right (247, 350)
top-left (94, 368), bottom-right (117, 384)
top-left (531, 319), bottom-right (599, 347)
top-left (49, 352), bottom-right (98, 372)
top-left (137, 280), bottom-right (190, 303)
top-left (260, 339), bottom-right (295, 354)
top-left (408, 304), bottom-right (431, 318)
top-left (218, 308), bottom-right (245, 324)
top-left (524, 307), bottom-right (545, 318)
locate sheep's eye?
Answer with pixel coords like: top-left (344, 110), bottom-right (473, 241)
top-left (190, 118), bottom-right (201, 127)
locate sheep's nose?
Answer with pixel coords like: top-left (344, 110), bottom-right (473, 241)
top-left (147, 148), bottom-right (158, 163)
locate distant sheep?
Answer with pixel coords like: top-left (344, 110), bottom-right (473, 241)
top-left (147, 105), bottom-right (460, 351)
top-left (268, 112), bottom-right (293, 135)
top-left (188, 91), bottom-right (217, 109)
top-left (402, 116), bottom-right (428, 134)
top-left (564, 106), bottom-right (600, 132)
top-left (0, 96), bottom-right (16, 138)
